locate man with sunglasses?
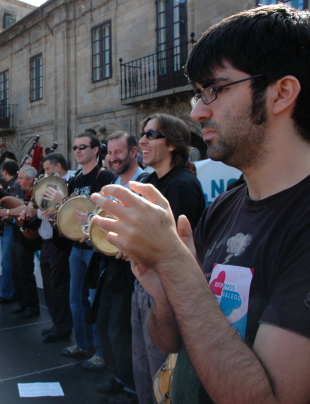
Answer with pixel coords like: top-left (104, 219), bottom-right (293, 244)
top-left (61, 133), bottom-right (114, 370)
top-left (131, 113), bottom-right (205, 404)
top-left (92, 4), bottom-right (310, 404)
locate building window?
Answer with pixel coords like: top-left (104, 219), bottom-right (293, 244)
top-left (92, 21), bottom-right (112, 82)
top-left (157, 0), bottom-right (188, 90)
top-left (30, 54), bottom-right (43, 102)
top-left (0, 70), bottom-right (9, 121)
top-left (257, 0), bottom-right (307, 9)
top-left (3, 13), bottom-right (16, 29)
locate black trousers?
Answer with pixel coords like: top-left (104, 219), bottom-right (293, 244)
top-left (40, 240), bottom-right (72, 335)
top-left (97, 277), bottom-right (135, 390)
top-left (11, 240), bottom-right (39, 310)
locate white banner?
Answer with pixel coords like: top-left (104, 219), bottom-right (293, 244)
top-left (194, 159), bottom-right (242, 206)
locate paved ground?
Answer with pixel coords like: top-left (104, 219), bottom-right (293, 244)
top-left (0, 288), bottom-right (112, 403)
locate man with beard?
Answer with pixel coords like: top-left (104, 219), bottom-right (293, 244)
top-left (95, 131), bottom-right (144, 404)
top-left (91, 4), bottom-right (310, 404)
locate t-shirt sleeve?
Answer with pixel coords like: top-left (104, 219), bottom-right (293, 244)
top-left (260, 225), bottom-right (310, 338)
top-left (95, 170), bottom-right (114, 192)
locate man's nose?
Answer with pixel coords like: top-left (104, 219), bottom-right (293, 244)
top-left (190, 98), bottom-right (213, 122)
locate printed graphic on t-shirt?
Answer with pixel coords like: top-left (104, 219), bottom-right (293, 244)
top-left (73, 186), bottom-right (91, 197)
top-left (210, 263), bottom-right (254, 340)
top-left (203, 232), bottom-right (252, 265)
top-left (223, 233), bottom-right (252, 264)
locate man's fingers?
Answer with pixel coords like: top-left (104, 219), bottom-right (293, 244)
top-left (177, 215), bottom-right (192, 238)
top-left (91, 214), bottom-right (126, 252)
top-left (128, 182), bottom-right (170, 209)
top-left (91, 192), bottom-right (125, 219)
top-left (96, 183), bottom-right (169, 211)
top-left (92, 214), bottom-right (119, 235)
top-left (177, 215), bottom-right (196, 257)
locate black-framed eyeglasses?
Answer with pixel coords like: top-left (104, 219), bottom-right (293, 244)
top-left (73, 145), bottom-right (92, 151)
top-left (190, 74), bottom-right (263, 108)
top-left (140, 130), bottom-right (166, 140)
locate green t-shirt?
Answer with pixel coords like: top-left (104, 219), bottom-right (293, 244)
top-left (172, 346), bottom-right (201, 404)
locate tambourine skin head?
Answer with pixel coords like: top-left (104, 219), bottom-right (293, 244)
top-left (89, 209), bottom-right (120, 256)
top-left (56, 196), bottom-right (96, 241)
top-left (32, 175), bottom-right (68, 211)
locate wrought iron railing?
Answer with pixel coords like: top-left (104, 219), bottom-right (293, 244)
top-left (119, 34), bottom-right (195, 101)
top-left (0, 103), bottom-right (16, 128)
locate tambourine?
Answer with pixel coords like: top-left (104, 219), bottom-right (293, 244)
top-left (54, 195), bottom-right (96, 241)
top-left (82, 208), bottom-right (120, 256)
top-left (153, 353), bottom-right (178, 404)
top-left (31, 174), bottom-right (68, 211)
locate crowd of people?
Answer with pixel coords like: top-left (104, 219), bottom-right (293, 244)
top-left (0, 3), bottom-right (309, 404)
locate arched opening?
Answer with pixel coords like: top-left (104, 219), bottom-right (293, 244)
top-left (0, 151), bottom-right (17, 167)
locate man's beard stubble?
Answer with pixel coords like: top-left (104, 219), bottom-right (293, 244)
top-left (203, 92), bottom-right (270, 171)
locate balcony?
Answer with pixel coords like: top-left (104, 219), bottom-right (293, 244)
top-left (0, 103), bottom-right (17, 130)
top-left (119, 34), bottom-right (196, 104)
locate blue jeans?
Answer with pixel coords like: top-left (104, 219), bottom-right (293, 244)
top-left (69, 247), bottom-right (94, 351)
top-left (0, 225), bottom-right (15, 299)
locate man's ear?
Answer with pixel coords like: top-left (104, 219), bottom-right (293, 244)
top-left (130, 145), bottom-right (138, 158)
top-left (270, 75), bottom-right (301, 115)
top-left (168, 143), bottom-right (176, 152)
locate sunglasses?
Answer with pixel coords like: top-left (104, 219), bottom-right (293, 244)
top-left (73, 145), bottom-right (92, 151)
top-left (140, 130), bottom-right (166, 140)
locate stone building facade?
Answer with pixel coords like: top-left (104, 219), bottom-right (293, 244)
top-left (1, 0), bottom-right (300, 168)
top-left (0, 0), bottom-right (36, 33)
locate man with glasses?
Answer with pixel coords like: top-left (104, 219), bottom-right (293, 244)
top-left (92, 4), bottom-right (310, 404)
top-left (60, 133), bottom-right (113, 370)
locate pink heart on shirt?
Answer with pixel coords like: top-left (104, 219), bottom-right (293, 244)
top-left (210, 271), bottom-right (226, 297)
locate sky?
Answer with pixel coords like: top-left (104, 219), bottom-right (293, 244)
top-left (21, 0), bottom-right (46, 6)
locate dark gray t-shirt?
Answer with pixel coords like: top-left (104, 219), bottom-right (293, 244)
top-left (173, 175), bottom-right (310, 403)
